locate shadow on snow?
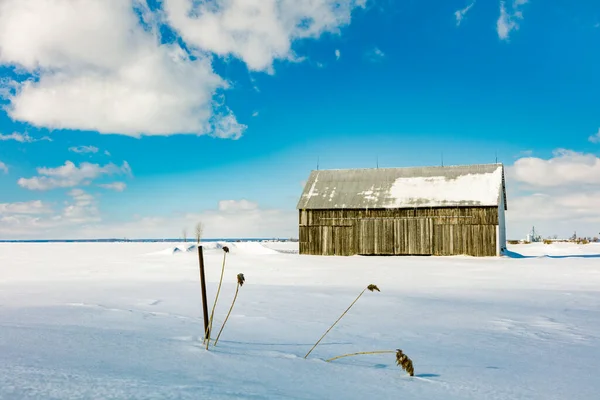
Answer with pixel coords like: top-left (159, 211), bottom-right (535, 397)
top-left (503, 250), bottom-right (600, 259)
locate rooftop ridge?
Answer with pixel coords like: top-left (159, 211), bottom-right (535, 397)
top-left (310, 162), bottom-right (504, 173)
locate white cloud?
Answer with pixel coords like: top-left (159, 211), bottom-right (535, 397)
top-left (335, 49), bottom-right (341, 60)
top-left (455, 2), bottom-right (475, 26)
top-left (249, 74), bottom-right (261, 93)
top-left (508, 149), bottom-right (600, 188)
top-left (218, 199), bottom-right (259, 212)
top-left (92, 200), bottom-right (296, 239)
top-left (98, 182), bottom-right (127, 192)
top-left (516, 149), bottom-right (533, 157)
top-left (18, 160), bottom-right (132, 191)
top-left (365, 47), bottom-right (385, 62)
top-left (0, 0), bottom-right (365, 137)
top-left (0, 0), bottom-right (242, 138)
top-left (163, 0), bottom-right (366, 72)
top-left (0, 198), bottom-right (296, 240)
top-left (589, 128), bottom-right (600, 144)
top-left (507, 191), bottom-right (600, 239)
top-left (506, 149), bottom-right (600, 239)
top-left (497, 3), bottom-right (514, 40)
top-left (0, 161), bottom-right (7, 174)
top-left (62, 189), bottom-right (100, 224)
top-left (209, 109), bottom-right (246, 139)
top-left (0, 200), bottom-right (52, 215)
top-left (252, 111), bottom-right (259, 117)
top-left (509, 192), bottom-right (600, 223)
top-left (497, 0), bottom-right (528, 41)
top-left (0, 132), bottom-right (51, 142)
top-left (0, 190), bottom-right (101, 238)
top-left (69, 145), bottom-right (99, 154)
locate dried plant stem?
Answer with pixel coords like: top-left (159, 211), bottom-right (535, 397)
top-left (205, 251), bottom-right (227, 349)
top-left (326, 349), bottom-right (415, 376)
top-left (213, 283), bottom-right (240, 346)
top-left (304, 287), bottom-right (368, 359)
top-left (325, 350), bottom-right (395, 362)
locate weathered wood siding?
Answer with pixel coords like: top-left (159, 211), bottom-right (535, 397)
top-left (299, 207), bottom-right (499, 257)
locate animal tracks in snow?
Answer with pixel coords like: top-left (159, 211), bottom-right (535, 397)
top-left (64, 302), bottom-right (195, 322)
top-left (490, 316), bottom-right (589, 343)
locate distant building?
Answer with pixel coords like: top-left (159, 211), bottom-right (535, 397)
top-left (297, 163), bottom-right (507, 257)
top-left (526, 226), bottom-right (542, 243)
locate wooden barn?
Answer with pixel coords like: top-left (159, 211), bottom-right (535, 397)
top-left (297, 163), bottom-right (507, 257)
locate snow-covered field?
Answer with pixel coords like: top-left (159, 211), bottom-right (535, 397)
top-left (1, 241), bottom-right (599, 399)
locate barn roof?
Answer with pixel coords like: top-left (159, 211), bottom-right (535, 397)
top-left (296, 163), bottom-right (507, 210)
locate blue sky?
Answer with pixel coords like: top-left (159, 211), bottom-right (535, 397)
top-left (1, 0), bottom-right (600, 240)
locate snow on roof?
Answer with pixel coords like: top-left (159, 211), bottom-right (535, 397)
top-left (296, 164), bottom-right (507, 210)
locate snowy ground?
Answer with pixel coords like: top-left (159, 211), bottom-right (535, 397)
top-left (1, 241), bottom-right (599, 399)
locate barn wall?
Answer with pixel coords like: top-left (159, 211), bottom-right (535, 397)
top-left (498, 194), bottom-right (507, 255)
top-left (299, 207), bottom-right (498, 257)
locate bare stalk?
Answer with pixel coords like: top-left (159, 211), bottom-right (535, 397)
top-left (326, 350), bottom-right (395, 362)
top-left (325, 348), bottom-right (415, 376)
top-left (214, 273), bottom-right (245, 347)
top-left (195, 221), bottom-right (204, 244)
top-left (304, 284), bottom-right (380, 359)
top-left (205, 246), bottom-right (229, 349)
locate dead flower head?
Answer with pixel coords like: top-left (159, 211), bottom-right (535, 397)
top-left (395, 349), bottom-right (414, 376)
top-left (367, 284), bottom-right (380, 292)
top-left (222, 246), bottom-right (230, 253)
top-left (237, 273), bottom-right (245, 286)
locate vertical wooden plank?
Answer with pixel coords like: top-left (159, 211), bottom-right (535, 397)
top-left (453, 224), bottom-right (460, 255)
top-left (419, 219), bottom-right (424, 255)
top-left (393, 220), bottom-right (400, 254)
top-left (468, 225), bottom-right (474, 256)
top-left (344, 226), bottom-right (353, 256)
top-left (432, 225), bottom-right (440, 255)
top-left (449, 225), bottom-right (454, 255)
top-left (373, 219), bottom-right (380, 254)
top-left (358, 220), bottom-right (364, 254)
top-left (333, 226), bottom-right (339, 256)
top-left (424, 218), bottom-right (429, 253)
top-left (446, 224), bottom-right (452, 255)
top-left (403, 219), bottom-right (409, 254)
top-left (373, 219), bottom-right (379, 254)
top-left (332, 226), bottom-right (337, 255)
top-left (385, 219), bottom-right (394, 254)
top-left (325, 225), bottom-right (329, 256)
top-left (396, 220), bottom-right (402, 254)
top-left (367, 219), bottom-right (375, 255)
top-left (429, 218), bottom-right (434, 254)
top-left (322, 226), bottom-right (330, 255)
top-left (472, 225), bottom-right (478, 256)
top-left (408, 219), bottom-right (415, 254)
top-left (417, 218), bottom-right (423, 254)
top-left (352, 219), bottom-right (359, 255)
